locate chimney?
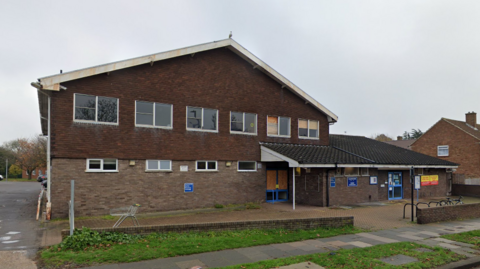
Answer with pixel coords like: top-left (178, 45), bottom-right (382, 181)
top-left (397, 136), bottom-right (403, 141)
top-left (466, 111), bottom-right (477, 127)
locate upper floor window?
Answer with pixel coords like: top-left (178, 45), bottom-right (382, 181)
top-left (187, 107), bottom-right (218, 132)
top-left (86, 158), bottom-right (118, 172)
top-left (231, 112), bottom-right (257, 135)
top-left (196, 161), bottom-right (217, 171)
top-left (136, 101), bottom-right (172, 128)
top-left (299, 119), bottom-right (319, 139)
top-left (438, 145), bottom-right (449, 156)
top-left (267, 116), bottom-right (290, 137)
top-left (146, 160), bottom-right (172, 171)
top-left (74, 94), bottom-right (118, 124)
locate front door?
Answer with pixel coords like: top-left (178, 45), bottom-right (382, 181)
top-left (266, 169), bottom-right (289, 203)
top-left (388, 172), bottom-right (403, 200)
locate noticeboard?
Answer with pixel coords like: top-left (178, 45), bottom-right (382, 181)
top-left (421, 175), bottom-right (439, 186)
top-left (347, 177), bottom-right (358, 187)
top-left (330, 177), bottom-right (336, 187)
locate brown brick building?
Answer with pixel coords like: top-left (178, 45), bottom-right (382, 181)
top-left (32, 39), bottom-right (458, 217)
top-left (411, 112), bottom-right (480, 184)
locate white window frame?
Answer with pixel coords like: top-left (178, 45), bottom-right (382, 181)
top-left (344, 167), bottom-right (359, 176)
top-left (230, 112), bottom-right (257, 135)
top-left (145, 160), bottom-right (172, 172)
top-left (186, 106), bottom-right (219, 133)
top-left (267, 116), bottom-right (291, 137)
top-left (86, 158), bottom-right (119, 172)
top-left (298, 119), bottom-right (319, 140)
top-left (237, 161), bottom-right (257, 172)
top-left (360, 168), bottom-right (369, 176)
top-left (195, 160), bottom-right (218, 171)
top-left (73, 93), bottom-right (119, 125)
top-left (135, 101), bottom-right (173, 129)
top-left (437, 145), bottom-right (449, 157)
top-left (32, 170), bottom-right (36, 175)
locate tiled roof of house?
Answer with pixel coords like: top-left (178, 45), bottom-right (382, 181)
top-left (384, 139), bottom-right (416, 149)
top-left (443, 118), bottom-right (480, 140)
top-left (261, 134), bottom-right (458, 167)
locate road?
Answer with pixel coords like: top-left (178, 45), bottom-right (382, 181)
top-left (0, 181), bottom-right (43, 268)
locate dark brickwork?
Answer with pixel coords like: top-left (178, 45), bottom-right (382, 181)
top-left (411, 119), bottom-right (480, 179)
top-left (452, 184), bottom-right (480, 198)
top-left (50, 48), bottom-right (330, 161)
top-left (293, 169), bottom-right (326, 207)
top-left (61, 216), bottom-right (354, 239)
top-left (52, 159), bottom-right (265, 218)
top-left (417, 203), bottom-right (480, 224)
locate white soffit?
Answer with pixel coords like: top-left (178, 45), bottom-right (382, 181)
top-left (35, 39), bottom-right (338, 122)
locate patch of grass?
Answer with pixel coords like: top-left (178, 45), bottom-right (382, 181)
top-left (222, 242), bottom-right (464, 269)
top-left (442, 230), bottom-right (480, 249)
top-left (245, 202), bottom-right (261, 209)
top-left (39, 225), bottom-right (361, 268)
top-left (2, 178), bottom-right (37, 182)
top-left (214, 203), bottom-right (224, 209)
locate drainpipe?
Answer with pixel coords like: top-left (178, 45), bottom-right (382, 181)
top-left (293, 167), bottom-right (296, 210)
top-left (325, 163), bottom-right (337, 207)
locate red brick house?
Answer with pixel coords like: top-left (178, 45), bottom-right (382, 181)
top-left (411, 112), bottom-right (480, 183)
top-left (32, 39), bottom-right (457, 217)
top-left (22, 167), bottom-right (46, 179)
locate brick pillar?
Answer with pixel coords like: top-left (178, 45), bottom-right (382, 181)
top-left (466, 112), bottom-right (477, 127)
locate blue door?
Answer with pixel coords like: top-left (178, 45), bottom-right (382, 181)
top-left (388, 172), bottom-right (403, 200)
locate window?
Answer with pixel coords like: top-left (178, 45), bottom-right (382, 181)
top-left (196, 161), bottom-right (217, 171)
top-left (74, 94), bottom-right (118, 124)
top-left (344, 167), bottom-right (359, 176)
top-left (39, 170), bottom-right (42, 175)
top-left (32, 170), bottom-right (36, 175)
top-left (360, 168), bottom-right (369, 176)
top-left (86, 159), bottom-right (118, 172)
top-left (437, 145), bottom-right (449, 156)
top-left (267, 116), bottom-right (290, 137)
top-left (230, 112), bottom-right (257, 135)
top-left (146, 160), bottom-right (172, 171)
top-left (136, 101), bottom-right (172, 128)
top-left (26, 170), bottom-right (29, 176)
top-left (187, 107), bottom-right (218, 132)
top-left (335, 167), bottom-right (342, 176)
top-left (415, 168), bottom-right (424, 175)
top-left (299, 119), bottom-right (319, 139)
top-left (238, 161), bottom-right (257, 172)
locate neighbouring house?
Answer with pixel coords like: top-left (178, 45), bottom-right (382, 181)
top-left (384, 136), bottom-right (416, 150)
top-left (22, 167), bottom-right (46, 179)
top-left (32, 39), bottom-right (458, 217)
top-left (411, 112), bottom-right (480, 184)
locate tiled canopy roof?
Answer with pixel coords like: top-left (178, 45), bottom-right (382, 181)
top-left (261, 134), bottom-right (458, 167)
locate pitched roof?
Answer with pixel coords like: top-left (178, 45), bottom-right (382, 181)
top-left (442, 118), bottom-right (480, 140)
top-left (384, 139), bottom-right (416, 149)
top-left (32, 38), bottom-right (337, 125)
top-left (261, 134), bottom-right (458, 167)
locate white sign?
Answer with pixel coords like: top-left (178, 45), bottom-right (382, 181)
top-left (257, 163), bottom-right (262, 169)
top-left (414, 175), bottom-right (421, 190)
top-left (380, 184), bottom-right (385, 187)
top-left (180, 165), bottom-right (188, 172)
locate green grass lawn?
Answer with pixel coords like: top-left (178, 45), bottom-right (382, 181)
top-left (2, 178), bottom-right (37, 182)
top-left (222, 242), bottom-right (464, 269)
top-left (442, 230), bottom-right (480, 249)
top-left (39, 226), bottom-right (361, 268)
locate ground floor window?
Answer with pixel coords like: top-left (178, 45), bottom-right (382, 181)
top-left (196, 161), bottom-right (217, 171)
top-left (87, 159), bottom-right (118, 172)
top-left (344, 167), bottom-right (359, 176)
top-left (238, 161), bottom-right (257, 172)
top-left (360, 168), bottom-right (369, 176)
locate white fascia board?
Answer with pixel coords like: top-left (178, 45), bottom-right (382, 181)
top-left (34, 39), bottom-right (338, 122)
top-left (260, 146), bottom-right (299, 167)
top-left (297, 164), bottom-right (458, 169)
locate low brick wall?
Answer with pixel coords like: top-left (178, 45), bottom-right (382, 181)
top-left (417, 203), bottom-right (480, 224)
top-left (61, 217), bottom-right (354, 239)
top-left (452, 184), bottom-right (480, 198)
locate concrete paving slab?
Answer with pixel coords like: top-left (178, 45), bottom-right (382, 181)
top-left (397, 234), bottom-right (424, 240)
top-left (357, 232), bottom-right (399, 243)
top-left (419, 231), bottom-right (441, 237)
top-left (285, 248), bottom-right (309, 256)
top-left (218, 249), bottom-right (252, 264)
top-left (175, 259), bottom-right (207, 269)
top-left (326, 240), bottom-right (350, 247)
top-left (272, 243), bottom-right (297, 251)
top-left (434, 238), bottom-right (458, 244)
top-left (438, 243), bottom-right (462, 249)
top-left (261, 248), bottom-right (290, 258)
top-left (379, 254), bottom-right (418, 266)
top-left (287, 241), bottom-right (308, 248)
top-left (348, 241), bottom-right (372, 248)
top-left (277, 262), bottom-right (324, 269)
top-left (0, 250), bottom-right (37, 269)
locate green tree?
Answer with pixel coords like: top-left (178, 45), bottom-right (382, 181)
top-left (410, 129), bottom-right (423, 139)
top-left (402, 131), bottom-right (411, 140)
top-left (8, 164), bottom-right (22, 178)
top-left (372, 133), bottom-right (393, 142)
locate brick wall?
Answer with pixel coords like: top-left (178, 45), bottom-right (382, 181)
top-left (49, 48), bottom-right (330, 162)
top-left (327, 170), bottom-right (379, 206)
top-left (293, 169), bottom-right (326, 206)
top-left (51, 158), bottom-right (266, 218)
top-left (61, 216), bottom-right (354, 239)
top-left (411, 119), bottom-right (480, 179)
top-left (417, 203), bottom-right (480, 224)
top-left (452, 184), bottom-right (480, 197)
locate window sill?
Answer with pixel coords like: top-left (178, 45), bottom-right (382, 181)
top-left (195, 170), bottom-right (219, 172)
top-left (267, 134), bottom-right (291, 138)
top-left (230, 131), bottom-right (257, 136)
top-left (136, 125), bottom-right (173, 130)
top-left (238, 170), bottom-right (257, 172)
top-left (145, 170), bottom-right (172, 173)
top-left (74, 120), bottom-right (119, 126)
top-left (85, 170), bottom-right (119, 173)
top-left (187, 128), bottom-right (218, 133)
top-left (299, 136), bottom-right (319, 140)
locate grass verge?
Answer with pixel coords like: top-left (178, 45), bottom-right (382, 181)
top-left (442, 230), bottom-right (480, 249)
top-left (222, 242), bottom-right (464, 269)
top-left (2, 178), bottom-right (37, 182)
top-left (39, 226), bottom-right (360, 268)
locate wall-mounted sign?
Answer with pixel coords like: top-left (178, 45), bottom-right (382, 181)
top-left (180, 165), bottom-right (188, 172)
top-left (347, 177), bottom-right (358, 187)
top-left (380, 184), bottom-right (385, 187)
top-left (330, 177), bottom-right (336, 187)
top-left (370, 176), bottom-right (378, 185)
top-left (421, 175), bottom-right (438, 186)
top-left (414, 175), bottom-right (421, 190)
top-left (184, 183), bottom-right (193, 193)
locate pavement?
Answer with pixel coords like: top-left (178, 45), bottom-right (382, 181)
top-left (0, 181), bottom-right (43, 269)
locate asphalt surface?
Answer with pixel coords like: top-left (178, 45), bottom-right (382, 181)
top-left (0, 181), bottom-right (43, 268)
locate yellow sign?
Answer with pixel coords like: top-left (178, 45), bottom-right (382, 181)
top-left (276, 184), bottom-right (279, 189)
top-left (295, 167), bottom-right (301, 176)
top-left (421, 175), bottom-right (439, 186)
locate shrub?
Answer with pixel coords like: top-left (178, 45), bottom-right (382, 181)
top-left (246, 202), bottom-right (261, 209)
top-left (58, 227), bottom-right (140, 251)
top-left (214, 203), bottom-right (224, 209)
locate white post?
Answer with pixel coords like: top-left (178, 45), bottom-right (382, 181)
top-left (70, 180), bottom-right (74, 235)
top-left (46, 95), bottom-right (51, 220)
top-left (5, 159), bottom-right (8, 181)
top-left (293, 168), bottom-right (295, 210)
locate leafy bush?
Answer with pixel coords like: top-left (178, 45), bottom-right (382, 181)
top-left (58, 227), bottom-right (141, 251)
top-left (214, 203), bottom-right (224, 208)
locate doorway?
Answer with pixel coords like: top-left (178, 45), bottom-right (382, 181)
top-left (266, 169), bottom-right (289, 203)
top-left (388, 171), bottom-right (403, 200)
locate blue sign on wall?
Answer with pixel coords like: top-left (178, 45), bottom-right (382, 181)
top-left (184, 183), bottom-right (194, 193)
top-left (330, 177), bottom-right (336, 187)
top-left (347, 177), bottom-right (358, 187)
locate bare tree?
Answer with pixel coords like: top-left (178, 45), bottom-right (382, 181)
top-left (371, 133), bottom-right (393, 142)
top-left (4, 136), bottom-right (47, 179)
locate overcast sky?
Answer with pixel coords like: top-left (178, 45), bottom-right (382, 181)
top-left (1, 0), bottom-right (479, 144)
